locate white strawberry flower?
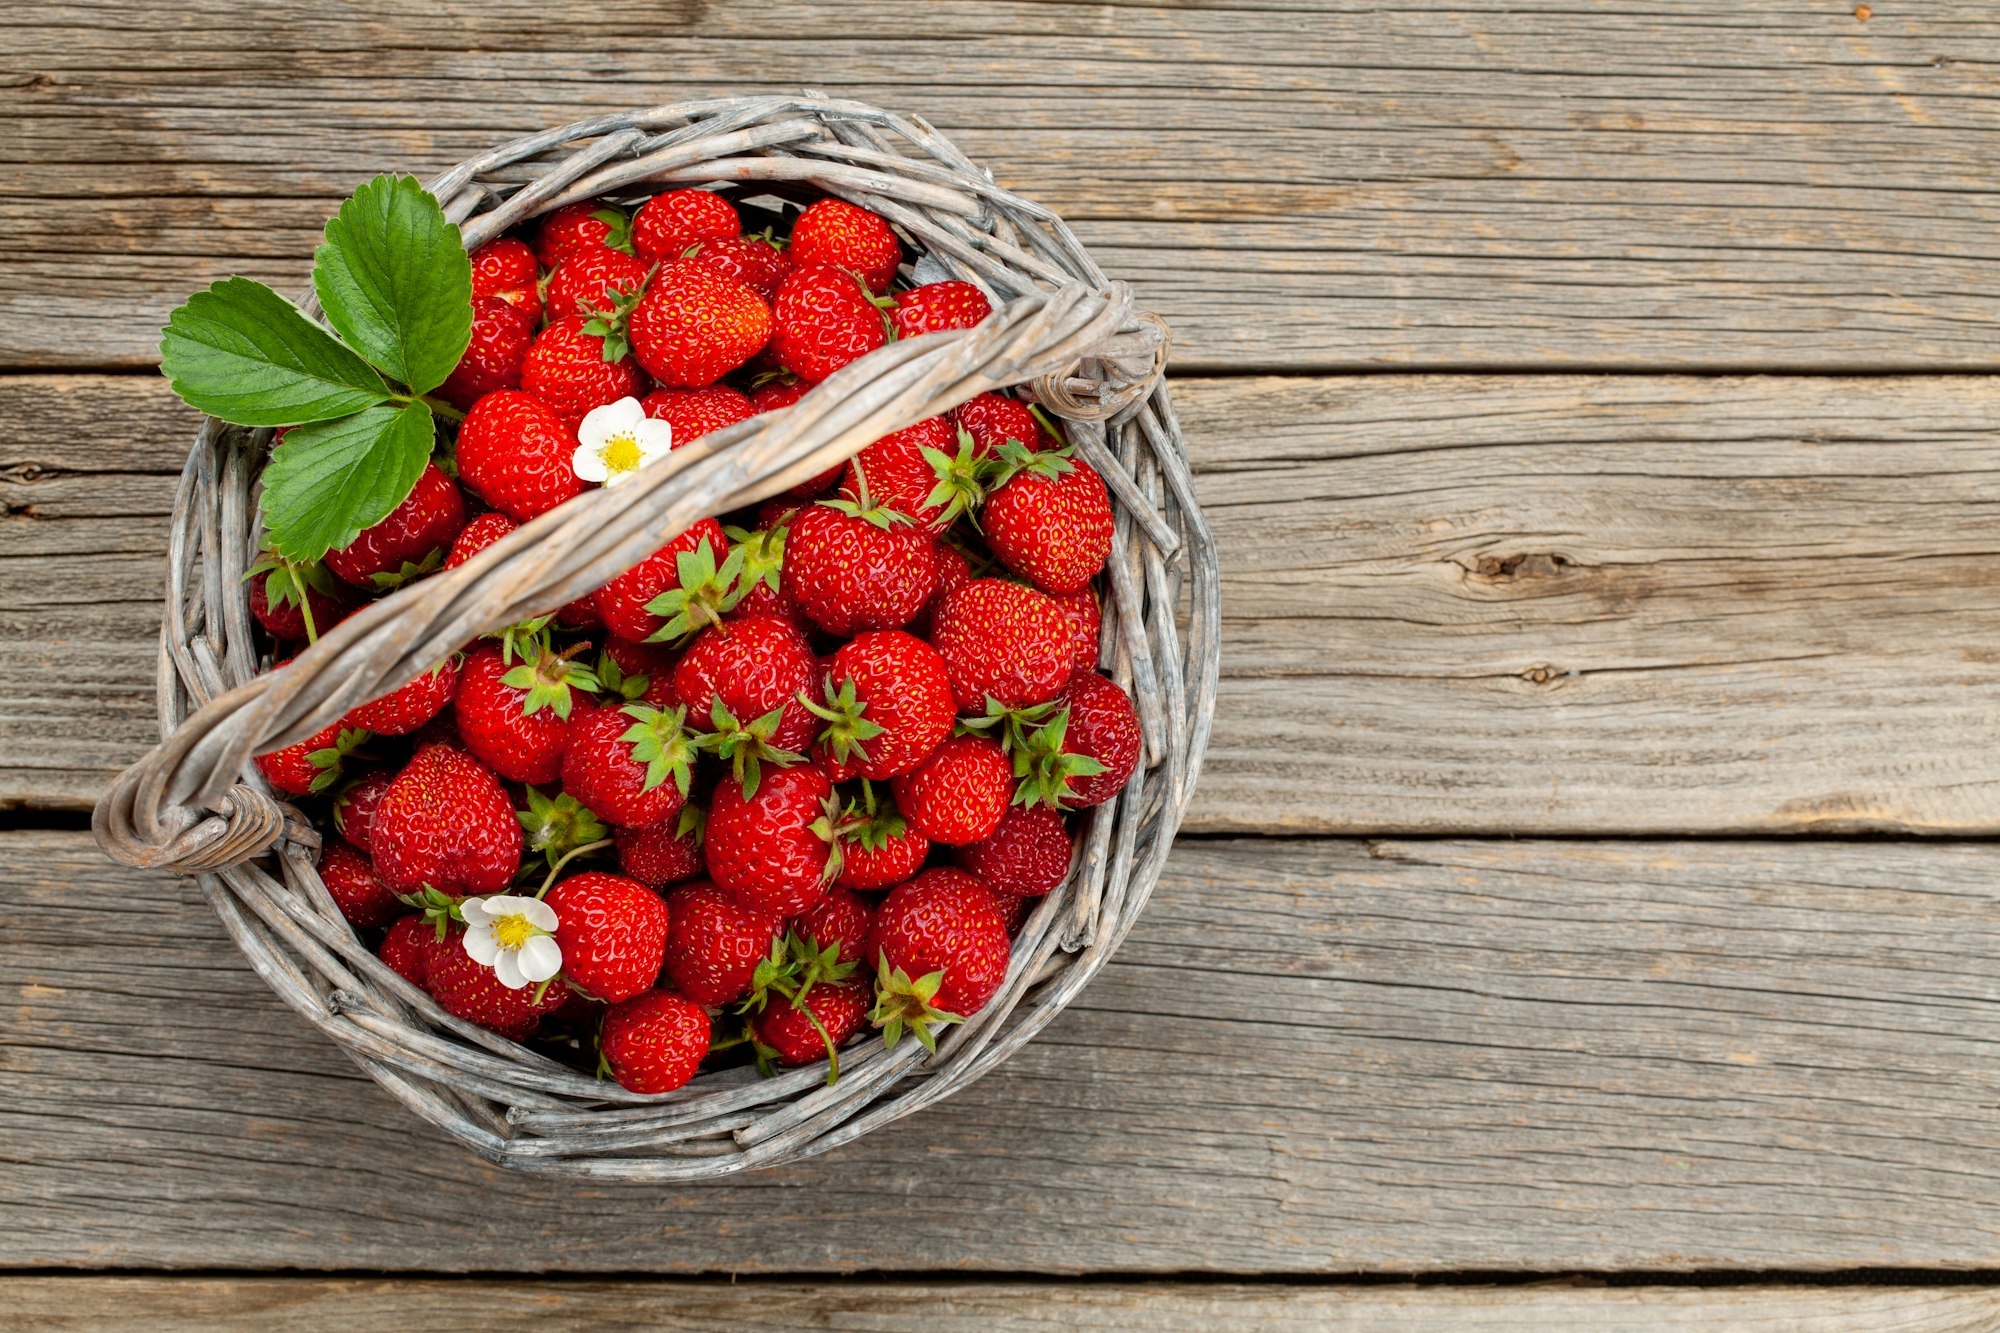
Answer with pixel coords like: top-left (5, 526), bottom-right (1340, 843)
top-left (572, 396), bottom-right (672, 486)
top-left (460, 894), bottom-right (562, 990)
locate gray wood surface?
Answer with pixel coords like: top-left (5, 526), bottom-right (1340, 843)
top-left (13, 373), bottom-right (2000, 835)
top-left (10, 1276), bottom-right (2000, 1332)
top-left (12, 828), bottom-right (2000, 1273)
top-left (8, 2), bottom-right (2000, 371)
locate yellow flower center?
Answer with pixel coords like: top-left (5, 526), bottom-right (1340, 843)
top-left (493, 913), bottom-right (538, 951)
top-left (597, 431), bottom-right (644, 475)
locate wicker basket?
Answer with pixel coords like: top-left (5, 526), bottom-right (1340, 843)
top-left (91, 94), bottom-right (1219, 1178)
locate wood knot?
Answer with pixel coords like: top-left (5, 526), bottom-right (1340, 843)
top-left (1470, 551), bottom-right (1574, 581)
top-left (1520, 664), bottom-right (1566, 685)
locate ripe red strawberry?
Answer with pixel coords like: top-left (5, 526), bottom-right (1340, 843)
top-left (889, 280), bottom-right (991, 339)
top-left (890, 734), bottom-right (1013, 846)
top-left (983, 447), bottom-right (1115, 596)
top-left (674, 614), bottom-right (818, 787)
top-left (955, 803), bottom-right (1072, 898)
top-left (345, 658), bottom-right (459, 736)
top-left (705, 766), bottom-right (839, 916)
top-left (811, 630), bottom-right (953, 781)
top-left (599, 989), bottom-right (709, 1093)
top-left (752, 975), bottom-right (871, 1070)
top-left (750, 378), bottom-right (844, 498)
top-left (867, 867), bottom-right (1011, 1048)
top-left (470, 236), bottom-right (543, 319)
top-left (372, 743), bottom-right (523, 895)
top-left (687, 234), bottom-right (788, 302)
top-left (632, 188), bottom-right (740, 264)
top-left (930, 578), bottom-right (1074, 711)
top-left (544, 245), bottom-right (651, 323)
top-left (591, 519), bottom-right (730, 643)
top-left (789, 198), bottom-right (902, 293)
top-left (543, 871), bottom-right (669, 1002)
top-left (642, 384), bottom-right (755, 445)
top-left (840, 415), bottom-right (984, 530)
top-left (325, 462), bottom-right (465, 588)
top-left (455, 390), bottom-right (584, 522)
top-left (535, 200), bottom-right (631, 268)
top-left (950, 392), bottom-right (1041, 458)
top-left (379, 914), bottom-right (443, 987)
top-left (911, 539), bottom-right (973, 641)
top-left (661, 880), bottom-right (782, 1005)
top-left (1017, 669), bottom-right (1142, 809)
top-left (428, 927), bottom-right (571, 1039)
top-left (990, 889), bottom-right (1033, 935)
top-left (521, 316), bottom-right (647, 427)
top-left (453, 639), bottom-right (599, 784)
top-left (438, 295), bottom-right (537, 410)
top-left (319, 840), bottom-right (401, 928)
top-left (444, 512), bottom-right (517, 569)
top-left (771, 262), bottom-right (887, 382)
top-left (255, 721), bottom-right (366, 797)
top-left (792, 885), bottom-right (874, 968)
top-left (247, 556), bottom-right (356, 643)
top-left (332, 768), bottom-right (394, 855)
top-left (782, 497), bottom-right (936, 636)
top-left (722, 521), bottom-right (795, 623)
top-left (1053, 586), bottom-right (1101, 668)
top-left (560, 701), bottom-right (698, 829)
top-left (627, 260), bottom-right (771, 389)
top-left (615, 808), bottom-right (706, 888)
top-left (835, 807), bottom-right (929, 892)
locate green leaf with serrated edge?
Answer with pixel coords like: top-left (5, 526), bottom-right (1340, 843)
top-left (261, 399), bottom-right (436, 563)
top-left (312, 175), bottom-right (473, 395)
top-left (159, 277), bottom-right (390, 426)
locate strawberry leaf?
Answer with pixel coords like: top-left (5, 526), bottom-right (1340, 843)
top-left (159, 277), bottom-right (391, 426)
top-left (261, 399), bottom-right (437, 563)
top-left (312, 175), bottom-right (474, 395)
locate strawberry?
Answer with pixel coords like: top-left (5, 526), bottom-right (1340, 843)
top-left (332, 768), bottom-right (394, 855)
top-left (444, 511), bottom-right (517, 569)
top-left (867, 867), bottom-right (1011, 1049)
top-left (751, 975), bottom-right (871, 1072)
top-left (687, 233), bottom-right (788, 302)
top-left (661, 880), bottom-right (782, 1006)
top-left (247, 554), bottom-right (355, 643)
top-left (911, 539), bottom-right (973, 640)
top-left (982, 445), bottom-right (1114, 597)
top-left (345, 658), bottom-right (459, 736)
top-left (789, 198), bottom-right (902, 293)
top-left (640, 384), bottom-right (755, 447)
top-left (1053, 586), bottom-right (1101, 668)
top-left (590, 519), bottom-right (730, 643)
top-left (521, 316), bottom-right (647, 427)
top-left (470, 236), bottom-right (543, 320)
top-left (325, 462), bottom-right (465, 589)
top-left (674, 616), bottom-right (818, 794)
top-left (834, 792), bottom-right (929, 892)
top-left (544, 246), bottom-right (651, 324)
top-left (560, 701), bottom-right (698, 829)
top-left (453, 639), bottom-right (599, 783)
top-left (705, 766), bottom-right (839, 916)
top-left (750, 378), bottom-right (844, 498)
top-left (599, 989), bottom-right (709, 1093)
top-left (889, 280), bottom-right (991, 339)
top-left (950, 392), bottom-right (1041, 458)
top-left (990, 889), bottom-right (1033, 935)
top-left (597, 638), bottom-right (679, 709)
top-left (781, 496), bottom-right (936, 636)
top-left (1016, 669), bottom-right (1142, 809)
top-left (890, 734), bottom-right (1013, 846)
top-left (632, 187), bottom-right (740, 265)
top-left (372, 743), bottom-right (523, 895)
top-left (811, 630), bottom-right (953, 781)
top-left (543, 871), bottom-right (669, 1002)
top-left (319, 840), bottom-right (401, 929)
top-left (255, 721), bottom-right (367, 797)
top-left (956, 803), bottom-right (1072, 898)
top-left (438, 295), bottom-right (537, 410)
top-left (615, 807), bottom-right (706, 889)
top-left (428, 927), bottom-right (570, 1039)
top-left (840, 415), bottom-right (984, 530)
top-left (379, 914), bottom-right (443, 987)
top-left (792, 885), bottom-right (874, 968)
top-left (628, 260), bottom-right (772, 389)
top-left (456, 391), bottom-right (585, 522)
top-left (722, 521), bottom-right (795, 623)
top-left (535, 200), bottom-right (631, 268)
top-left (929, 578), bottom-right (1074, 711)
top-left (770, 262), bottom-right (887, 382)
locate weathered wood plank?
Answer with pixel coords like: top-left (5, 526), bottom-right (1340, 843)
top-left (10, 373), bottom-right (2000, 834)
top-left (9, 1276), bottom-right (2000, 1332)
top-left (6, 2), bottom-right (2000, 370)
top-left (10, 830), bottom-right (2000, 1272)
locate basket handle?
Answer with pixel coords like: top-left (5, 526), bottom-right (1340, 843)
top-left (94, 282), bottom-right (1166, 875)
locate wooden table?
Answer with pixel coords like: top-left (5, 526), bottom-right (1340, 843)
top-left (7, 2), bottom-right (2000, 1326)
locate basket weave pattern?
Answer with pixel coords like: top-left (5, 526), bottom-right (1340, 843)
top-left (92, 95), bottom-right (1220, 1177)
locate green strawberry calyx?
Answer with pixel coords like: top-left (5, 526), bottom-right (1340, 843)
top-left (578, 264), bottom-right (655, 364)
top-left (517, 785), bottom-right (611, 871)
top-left (1007, 705), bottom-right (1107, 809)
top-left (244, 549), bottom-right (341, 642)
top-left (821, 464), bottom-right (916, 532)
top-left (917, 426), bottom-right (997, 529)
top-left (305, 725), bottom-right (372, 793)
top-left (500, 639), bottom-right (601, 721)
top-left (869, 958), bottom-right (965, 1054)
top-left (619, 702), bottom-right (698, 799)
top-left (721, 523), bottom-right (786, 606)
top-left (985, 437), bottom-right (1076, 493)
top-left (694, 699), bottom-right (803, 800)
top-left (803, 676), bottom-right (886, 770)
top-left (396, 885), bottom-right (465, 941)
top-left (643, 537), bottom-right (746, 644)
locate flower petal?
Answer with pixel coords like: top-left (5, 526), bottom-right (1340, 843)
top-left (519, 935), bottom-right (563, 983)
top-left (521, 898), bottom-right (558, 931)
top-left (492, 949), bottom-right (527, 989)
top-left (579, 396), bottom-right (644, 447)
top-left (572, 443), bottom-right (610, 483)
top-left (462, 924), bottom-right (500, 966)
top-left (633, 418), bottom-right (674, 456)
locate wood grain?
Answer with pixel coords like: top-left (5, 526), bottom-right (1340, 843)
top-left (7, 2), bottom-right (2000, 370)
top-left (11, 373), bottom-right (2000, 834)
top-left (11, 829), bottom-right (2000, 1272)
top-left (10, 1276), bottom-right (2000, 1332)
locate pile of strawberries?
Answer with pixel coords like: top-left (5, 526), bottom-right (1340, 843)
top-left (250, 189), bottom-right (1139, 1093)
